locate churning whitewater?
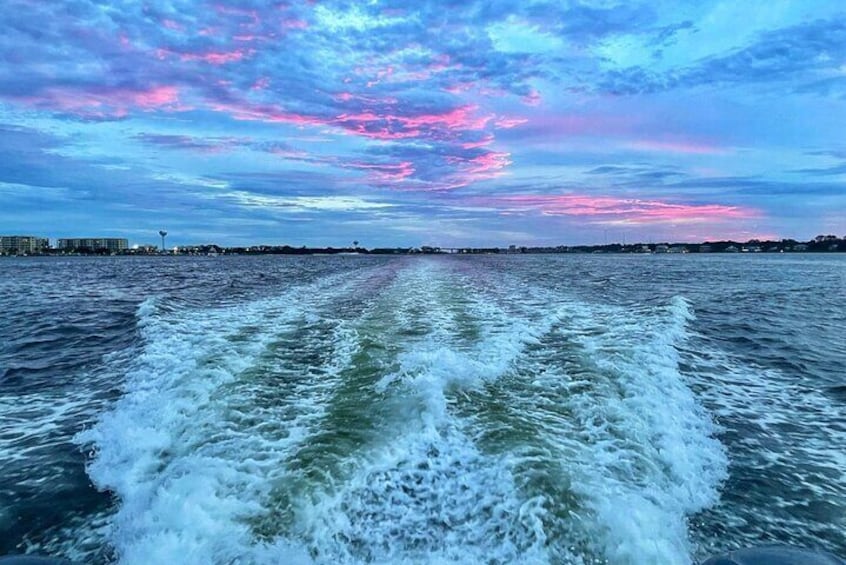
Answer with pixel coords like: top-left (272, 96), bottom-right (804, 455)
top-left (76, 258), bottom-right (728, 564)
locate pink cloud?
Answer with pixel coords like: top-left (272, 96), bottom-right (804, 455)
top-left (697, 230), bottom-right (780, 242)
top-left (394, 55), bottom-right (459, 82)
top-left (209, 99), bottom-right (326, 126)
top-left (185, 87), bottom-right (522, 188)
top-left (364, 66), bottom-right (395, 88)
top-left (261, 151), bottom-right (416, 185)
top-left (251, 77), bottom-right (270, 90)
top-left (443, 82), bottom-right (474, 94)
top-left (342, 124), bottom-right (422, 141)
top-left (479, 86), bottom-right (507, 98)
top-left (162, 19), bottom-right (184, 31)
top-left (333, 105), bottom-right (492, 140)
top-left (132, 85), bottom-right (180, 108)
top-left (431, 53), bottom-right (452, 69)
top-left (282, 18), bottom-right (309, 30)
top-left (14, 85), bottom-right (183, 118)
top-left (440, 150), bottom-right (512, 188)
top-left (443, 78), bottom-right (513, 98)
top-left (466, 151), bottom-right (511, 175)
top-left (354, 53), bottom-right (461, 87)
top-left (333, 92), bottom-right (399, 104)
top-left (461, 134), bottom-right (495, 149)
top-left (203, 95), bottom-right (521, 187)
top-left (213, 4), bottom-right (260, 25)
top-left (401, 105), bottom-right (484, 128)
top-left (178, 48), bottom-right (254, 65)
top-left (478, 194), bottom-right (760, 225)
top-left (344, 160), bottom-right (415, 183)
top-left (494, 116), bottom-right (528, 129)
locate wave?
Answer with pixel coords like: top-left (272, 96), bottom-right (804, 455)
top-left (77, 259), bottom-right (727, 564)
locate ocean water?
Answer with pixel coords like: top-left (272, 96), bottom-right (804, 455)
top-left (0, 254), bottom-right (843, 564)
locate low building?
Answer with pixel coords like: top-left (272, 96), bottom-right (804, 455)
top-left (126, 244), bottom-right (157, 254)
top-left (57, 238), bottom-right (128, 253)
top-left (0, 235), bottom-right (49, 255)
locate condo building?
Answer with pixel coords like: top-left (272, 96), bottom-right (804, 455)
top-left (57, 238), bottom-right (128, 252)
top-left (0, 235), bottom-right (49, 254)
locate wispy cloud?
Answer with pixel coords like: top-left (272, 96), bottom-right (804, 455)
top-left (475, 193), bottom-right (760, 225)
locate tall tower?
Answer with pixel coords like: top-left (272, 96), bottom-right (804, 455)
top-left (159, 230), bottom-right (168, 253)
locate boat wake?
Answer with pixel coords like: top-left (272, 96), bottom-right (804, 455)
top-left (77, 259), bottom-right (728, 564)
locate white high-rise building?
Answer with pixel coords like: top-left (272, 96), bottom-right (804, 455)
top-left (57, 238), bottom-right (128, 252)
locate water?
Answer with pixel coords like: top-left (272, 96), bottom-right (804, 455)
top-left (1, 254), bottom-right (844, 564)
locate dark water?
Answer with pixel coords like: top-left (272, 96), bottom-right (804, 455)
top-left (0, 254), bottom-right (843, 564)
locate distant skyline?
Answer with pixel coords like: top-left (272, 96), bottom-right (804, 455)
top-left (1, 1), bottom-right (844, 247)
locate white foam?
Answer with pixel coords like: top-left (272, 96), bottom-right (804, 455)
top-left (268, 260), bottom-right (570, 563)
top-left (76, 259), bottom-right (729, 564)
top-left (439, 266), bottom-right (728, 562)
top-left (310, 261), bottom-right (726, 564)
top-left (378, 259), bottom-right (563, 404)
top-left (516, 295), bottom-right (728, 564)
top-left (286, 425), bottom-right (553, 564)
top-left (76, 269), bottom-right (375, 564)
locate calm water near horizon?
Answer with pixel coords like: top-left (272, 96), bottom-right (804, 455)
top-left (1, 254), bottom-right (844, 564)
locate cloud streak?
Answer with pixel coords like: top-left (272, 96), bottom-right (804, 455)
top-left (477, 194), bottom-right (760, 225)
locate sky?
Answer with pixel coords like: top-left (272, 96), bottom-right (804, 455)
top-left (1, 0), bottom-right (844, 247)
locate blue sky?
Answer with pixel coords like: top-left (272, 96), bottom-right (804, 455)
top-left (1, 0), bottom-right (844, 247)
